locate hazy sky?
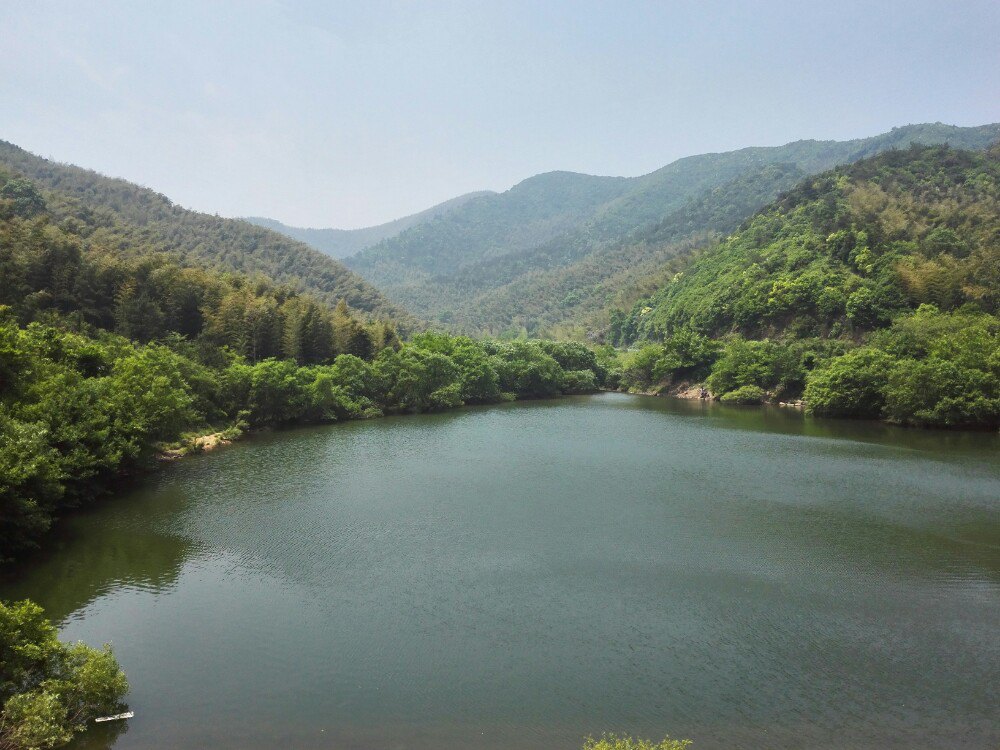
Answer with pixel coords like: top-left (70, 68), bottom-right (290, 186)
top-left (2, 1), bottom-right (999, 228)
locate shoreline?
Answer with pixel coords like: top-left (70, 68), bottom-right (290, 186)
top-left (158, 431), bottom-right (237, 461)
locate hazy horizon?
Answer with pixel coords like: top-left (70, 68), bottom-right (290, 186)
top-left (3, 1), bottom-right (999, 228)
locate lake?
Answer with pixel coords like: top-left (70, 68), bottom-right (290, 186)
top-left (2, 393), bottom-right (998, 750)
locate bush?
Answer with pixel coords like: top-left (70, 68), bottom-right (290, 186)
top-left (706, 338), bottom-right (802, 398)
top-left (0, 600), bottom-right (129, 750)
top-left (583, 734), bottom-right (691, 750)
top-left (804, 348), bottom-right (896, 418)
top-left (720, 384), bottom-right (767, 404)
top-left (560, 369), bottom-right (598, 394)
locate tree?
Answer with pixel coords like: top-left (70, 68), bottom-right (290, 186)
top-left (804, 348), bottom-right (895, 418)
top-left (373, 347), bottom-right (462, 412)
top-left (0, 179), bottom-right (46, 218)
top-left (0, 600), bottom-right (128, 750)
top-left (0, 414), bottom-right (62, 559)
top-left (706, 339), bottom-right (783, 397)
top-left (883, 358), bottom-right (1000, 428)
top-left (243, 359), bottom-right (309, 426)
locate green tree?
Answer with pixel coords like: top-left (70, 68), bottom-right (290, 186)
top-left (883, 358), bottom-right (1000, 428)
top-left (582, 734), bottom-right (691, 750)
top-left (374, 347), bottom-right (462, 412)
top-left (705, 338), bottom-right (798, 398)
top-left (804, 348), bottom-right (896, 418)
top-left (0, 179), bottom-right (46, 219)
top-left (0, 600), bottom-right (128, 750)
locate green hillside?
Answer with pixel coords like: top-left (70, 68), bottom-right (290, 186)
top-left (0, 140), bottom-right (410, 324)
top-left (443, 163), bottom-right (809, 336)
top-left (244, 190), bottom-right (494, 259)
top-left (0, 164), bottom-right (607, 561)
top-left (606, 144), bottom-right (1000, 429)
top-left (342, 123), bottom-right (1000, 335)
top-left (619, 144), bottom-right (1000, 342)
top-left (346, 170), bottom-right (630, 283)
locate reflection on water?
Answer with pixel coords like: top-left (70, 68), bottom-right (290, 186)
top-left (0, 487), bottom-right (195, 622)
top-left (2, 394), bottom-right (998, 750)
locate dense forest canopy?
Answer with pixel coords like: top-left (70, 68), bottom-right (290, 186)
top-left (0, 171), bottom-right (400, 366)
top-left (326, 122), bottom-right (1000, 337)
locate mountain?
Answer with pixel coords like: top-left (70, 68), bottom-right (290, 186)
top-left (604, 142), bottom-right (1000, 429)
top-left (615, 142), bottom-right (1000, 344)
top-left (339, 122), bottom-right (1000, 336)
top-left (0, 140), bottom-right (411, 324)
top-left (243, 190), bottom-right (494, 259)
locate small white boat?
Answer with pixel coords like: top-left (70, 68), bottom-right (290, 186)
top-left (95, 711), bottom-right (134, 722)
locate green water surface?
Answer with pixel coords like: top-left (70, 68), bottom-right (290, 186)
top-left (3, 394), bottom-right (998, 749)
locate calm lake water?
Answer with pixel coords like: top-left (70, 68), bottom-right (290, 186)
top-left (3, 393), bottom-right (999, 750)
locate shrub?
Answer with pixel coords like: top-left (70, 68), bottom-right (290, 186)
top-left (561, 369), bottom-right (598, 394)
top-left (720, 384), bottom-right (767, 404)
top-left (804, 348), bottom-right (897, 418)
top-left (583, 734), bottom-right (692, 750)
top-left (0, 600), bottom-right (129, 750)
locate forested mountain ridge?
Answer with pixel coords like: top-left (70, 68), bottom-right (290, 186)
top-left (243, 190), bottom-right (494, 259)
top-left (0, 140), bottom-right (411, 324)
top-left (347, 170), bottom-right (631, 281)
top-left (0, 160), bottom-right (407, 365)
top-left (435, 163), bottom-right (810, 336)
top-left (338, 122), bottom-right (1000, 335)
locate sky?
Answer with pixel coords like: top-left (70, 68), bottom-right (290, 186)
top-left (2, 1), bottom-right (999, 228)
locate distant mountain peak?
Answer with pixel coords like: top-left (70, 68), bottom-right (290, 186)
top-left (243, 190), bottom-right (495, 259)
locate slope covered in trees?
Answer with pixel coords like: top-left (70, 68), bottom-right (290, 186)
top-left (0, 167), bottom-right (607, 562)
top-left (347, 170), bottom-right (631, 281)
top-left (0, 140), bottom-right (409, 323)
top-left (244, 190), bottom-right (494, 259)
top-left (339, 123), bottom-right (1000, 336)
top-left (617, 144), bottom-right (1000, 342)
top-left (605, 144), bottom-right (1000, 429)
top-left (0, 171), bottom-right (401, 365)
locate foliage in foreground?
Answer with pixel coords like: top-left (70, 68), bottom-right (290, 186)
top-left (0, 600), bottom-right (127, 750)
top-left (583, 734), bottom-right (691, 750)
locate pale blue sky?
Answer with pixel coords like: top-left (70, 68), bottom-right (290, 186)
top-left (2, 1), bottom-right (998, 227)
